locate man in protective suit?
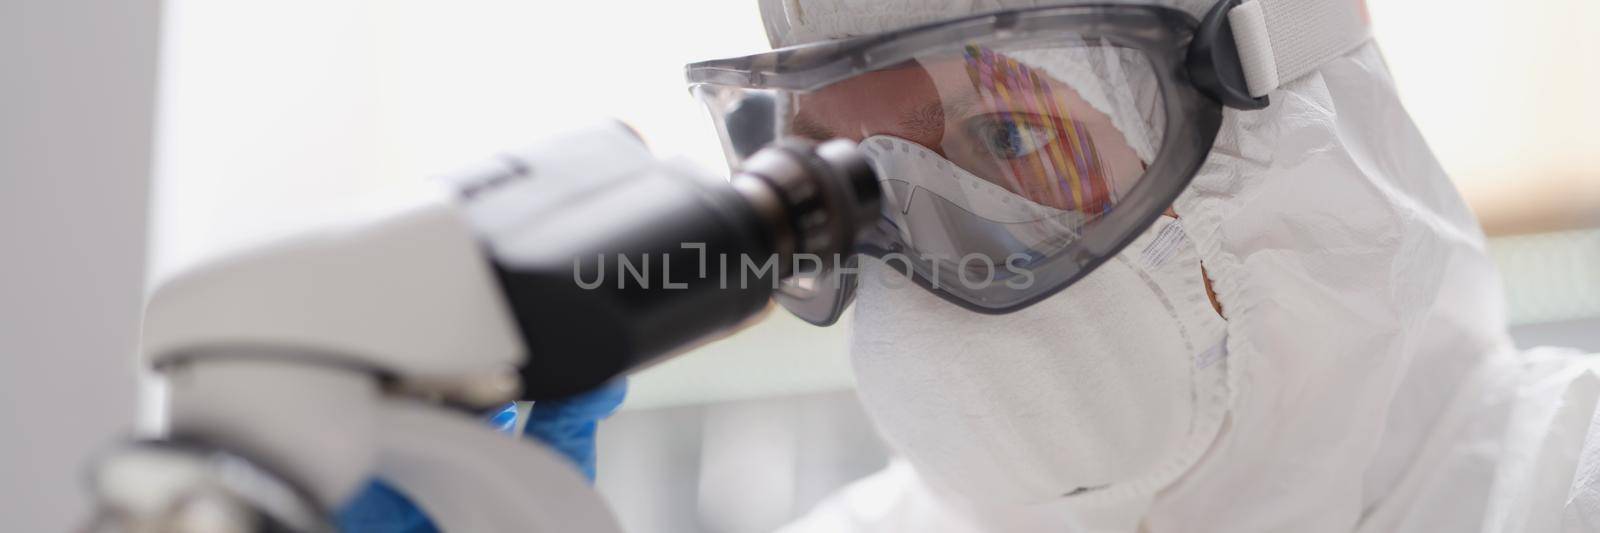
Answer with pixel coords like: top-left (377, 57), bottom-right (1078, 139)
top-left (733, 1), bottom-right (1600, 531)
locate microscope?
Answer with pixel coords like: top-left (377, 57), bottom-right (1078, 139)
top-left (84, 123), bottom-right (880, 532)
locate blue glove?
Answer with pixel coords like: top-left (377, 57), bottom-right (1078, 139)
top-left (521, 379), bottom-right (627, 480)
top-left (336, 480), bottom-right (438, 533)
top-left (336, 379), bottom-right (627, 532)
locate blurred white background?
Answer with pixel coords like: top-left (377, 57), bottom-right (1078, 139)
top-left (2, 0), bottom-right (1597, 531)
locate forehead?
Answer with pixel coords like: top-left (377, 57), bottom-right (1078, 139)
top-left (790, 60), bottom-right (981, 143)
top-left (789, 55), bottom-right (1110, 142)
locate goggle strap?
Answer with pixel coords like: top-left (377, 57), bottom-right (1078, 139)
top-left (1230, 0), bottom-right (1374, 98)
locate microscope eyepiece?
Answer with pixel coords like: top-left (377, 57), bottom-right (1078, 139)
top-left (729, 138), bottom-right (879, 278)
top-left (447, 125), bottom-right (879, 400)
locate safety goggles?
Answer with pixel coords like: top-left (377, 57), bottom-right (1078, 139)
top-left (687, 0), bottom-right (1369, 324)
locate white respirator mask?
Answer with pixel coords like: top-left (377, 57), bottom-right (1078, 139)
top-left (850, 214), bottom-right (1230, 507)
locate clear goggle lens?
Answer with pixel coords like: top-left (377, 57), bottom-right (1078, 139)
top-left (691, 6), bottom-right (1218, 320)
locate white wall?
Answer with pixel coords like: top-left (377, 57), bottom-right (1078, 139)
top-left (147, 0), bottom-right (853, 411)
top-left (0, 0), bottom-right (161, 530)
top-left (1369, 0), bottom-right (1600, 235)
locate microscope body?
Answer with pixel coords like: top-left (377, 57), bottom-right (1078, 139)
top-left (91, 123), bottom-right (878, 531)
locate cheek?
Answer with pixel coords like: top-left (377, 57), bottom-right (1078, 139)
top-left (1086, 121), bottom-right (1146, 185)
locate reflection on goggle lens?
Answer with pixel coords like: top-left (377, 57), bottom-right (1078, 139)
top-left (783, 39), bottom-right (1161, 283)
top-left (956, 45), bottom-right (1117, 216)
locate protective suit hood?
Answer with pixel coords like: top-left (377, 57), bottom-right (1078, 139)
top-left (763, 0), bottom-right (1600, 531)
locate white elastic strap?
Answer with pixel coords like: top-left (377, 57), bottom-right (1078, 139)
top-left (1228, 0), bottom-right (1373, 98)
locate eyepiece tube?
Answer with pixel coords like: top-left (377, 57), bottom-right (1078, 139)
top-left (728, 138), bottom-right (879, 278)
top-left (446, 125), bottom-right (878, 400)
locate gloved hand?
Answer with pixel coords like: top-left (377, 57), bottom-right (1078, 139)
top-left (519, 378), bottom-right (627, 480)
top-left (336, 379), bottom-right (628, 532)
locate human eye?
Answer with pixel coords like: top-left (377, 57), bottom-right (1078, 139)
top-left (965, 115), bottom-right (1057, 160)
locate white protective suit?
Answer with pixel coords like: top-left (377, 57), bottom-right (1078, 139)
top-left (759, 0), bottom-right (1600, 531)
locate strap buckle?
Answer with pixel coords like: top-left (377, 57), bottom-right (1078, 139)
top-left (1188, 0), bottom-right (1270, 110)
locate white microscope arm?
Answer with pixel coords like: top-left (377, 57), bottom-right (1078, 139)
top-left (144, 157), bottom-right (539, 510)
top-left (118, 125), bottom-right (648, 531)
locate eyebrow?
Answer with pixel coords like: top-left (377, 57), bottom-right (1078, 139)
top-left (789, 112), bottom-right (835, 141)
top-left (897, 101), bottom-right (945, 141)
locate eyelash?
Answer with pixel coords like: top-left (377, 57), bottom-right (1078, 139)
top-left (964, 115), bottom-right (1063, 160)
